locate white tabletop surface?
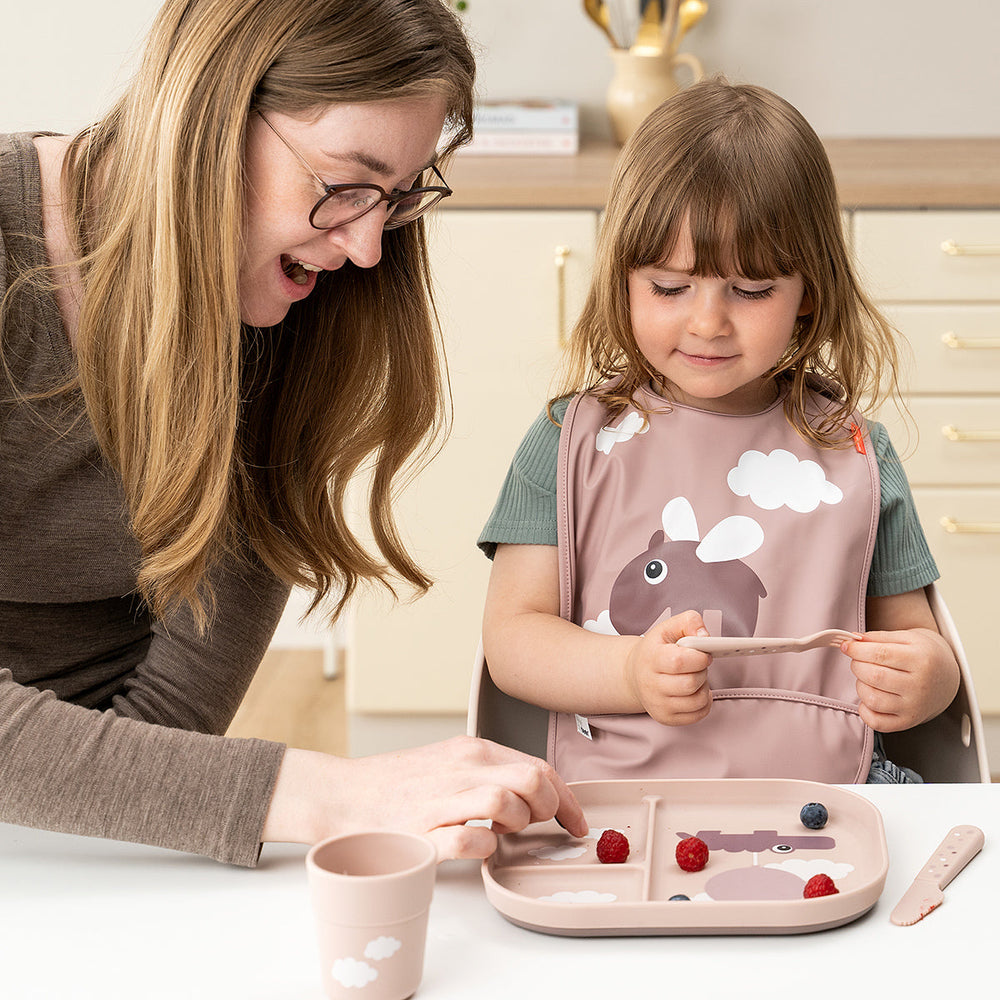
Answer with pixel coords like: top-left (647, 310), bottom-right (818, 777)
top-left (2, 783), bottom-right (996, 1000)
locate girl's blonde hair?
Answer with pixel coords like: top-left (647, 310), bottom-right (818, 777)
top-left (39, 0), bottom-right (474, 626)
top-left (559, 77), bottom-right (901, 445)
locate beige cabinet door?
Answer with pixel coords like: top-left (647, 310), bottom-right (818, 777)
top-left (348, 210), bottom-right (597, 714)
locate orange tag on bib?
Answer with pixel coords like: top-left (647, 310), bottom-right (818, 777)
top-left (850, 422), bottom-right (866, 455)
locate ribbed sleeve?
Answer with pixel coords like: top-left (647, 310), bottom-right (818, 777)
top-left (477, 400), bottom-right (567, 558)
top-left (866, 421), bottom-right (939, 596)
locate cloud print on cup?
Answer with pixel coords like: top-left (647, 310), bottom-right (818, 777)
top-left (331, 957), bottom-right (379, 989)
top-left (595, 412), bottom-right (648, 454)
top-left (330, 936), bottom-right (403, 989)
top-left (364, 936), bottom-right (402, 961)
top-left (727, 449), bottom-right (843, 512)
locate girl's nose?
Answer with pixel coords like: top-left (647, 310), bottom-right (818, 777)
top-left (689, 291), bottom-right (732, 338)
top-left (326, 208), bottom-right (385, 269)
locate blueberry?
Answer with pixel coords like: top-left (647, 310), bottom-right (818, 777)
top-left (669, 894), bottom-right (690, 901)
top-left (800, 802), bottom-right (829, 829)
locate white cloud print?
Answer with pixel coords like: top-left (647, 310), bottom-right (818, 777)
top-left (538, 889), bottom-right (618, 903)
top-left (583, 610), bottom-right (618, 635)
top-left (330, 957), bottom-right (378, 989)
top-left (364, 936), bottom-right (402, 961)
top-left (595, 412), bottom-right (648, 455)
top-left (765, 859), bottom-right (855, 881)
top-left (728, 449), bottom-right (843, 513)
top-left (529, 845), bottom-right (588, 861)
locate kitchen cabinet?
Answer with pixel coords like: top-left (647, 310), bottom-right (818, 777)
top-left (853, 210), bottom-right (1000, 712)
top-left (347, 209), bottom-right (597, 719)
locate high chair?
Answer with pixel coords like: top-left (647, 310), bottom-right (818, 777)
top-left (467, 583), bottom-right (991, 783)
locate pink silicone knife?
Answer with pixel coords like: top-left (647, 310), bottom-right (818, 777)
top-left (889, 825), bottom-right (985, 926)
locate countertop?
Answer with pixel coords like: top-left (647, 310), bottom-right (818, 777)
top-left (2, 782), bottom-right (996, 999)
top-left (444, 138), bottom-right (1000, 211)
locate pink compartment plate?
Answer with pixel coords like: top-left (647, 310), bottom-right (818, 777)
top-left (482, 779), bottom-right (888, 936)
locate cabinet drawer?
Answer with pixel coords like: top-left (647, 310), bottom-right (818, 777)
top-left (853, 211), bottom-right (1000, 301)
top-left (884, 305), bottom-right (1000, 394)
top-left (911, 488), bottom-right (1000, 713)
top-left (878, 398), bottom-right (1000, 486)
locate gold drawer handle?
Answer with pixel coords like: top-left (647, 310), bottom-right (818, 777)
top-left (940, 239), bottom-right (1000, 257)
top-left (555, 244), bottom-right (571, 348)
top-left (941, 424), bottom-right (1000, 442)
top-left (941, 516), bottom-right (1000, 535)
top-left (941, 331), bottom-right (1000, 350)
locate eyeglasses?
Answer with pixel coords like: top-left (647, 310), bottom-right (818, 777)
top-left (256, 110), bottom-right (452, 231)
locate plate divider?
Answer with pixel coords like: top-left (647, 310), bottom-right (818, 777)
top-left (640, 795), bottom-right (663, 901)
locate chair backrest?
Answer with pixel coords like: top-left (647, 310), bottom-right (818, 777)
top-left (879, 584), bottom-right (990, 783)
top-left (467, 583), bottom-right (991, 783)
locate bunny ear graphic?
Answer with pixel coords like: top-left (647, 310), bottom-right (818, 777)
top-left (696, 516), bottom-right (764, 563)
top-left (661, 497), bottom-right (699, 541)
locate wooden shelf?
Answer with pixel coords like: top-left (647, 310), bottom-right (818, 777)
top-left (444, 138), bottom-right (1000, 211)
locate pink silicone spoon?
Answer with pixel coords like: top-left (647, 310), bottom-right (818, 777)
top-left (677, 628), bottom-right (860, 657)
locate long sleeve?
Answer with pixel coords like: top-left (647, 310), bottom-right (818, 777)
top-left (1, 131), bottom-right (291, 866)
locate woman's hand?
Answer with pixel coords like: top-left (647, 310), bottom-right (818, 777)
top-left (623, 610), bottom-right (713, 726)
top-left (260, 736), bottom-right (589, 861)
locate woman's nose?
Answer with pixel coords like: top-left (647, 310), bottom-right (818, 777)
top-left (327, 208), bottom-right (385, 269)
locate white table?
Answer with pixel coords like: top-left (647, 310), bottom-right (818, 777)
top-left (1, 784), bottom-right (996, 999)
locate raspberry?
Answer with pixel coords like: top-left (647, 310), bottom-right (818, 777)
top-left (675, 836), bottom-right (709, 872)
top-left (800, 802), bottom-right (829, 829)
top-left (596, 829), bottom-right (630, 864)
top-left (803, 874), bottom-right (839, 898)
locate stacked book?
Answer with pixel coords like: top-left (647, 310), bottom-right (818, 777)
top-left (462, 100), bottom-right (579, 156)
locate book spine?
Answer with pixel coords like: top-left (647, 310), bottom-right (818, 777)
top-left (461, 131), bottom-right (579, 156)
top-left (473, 105), bottom-right (578, 131)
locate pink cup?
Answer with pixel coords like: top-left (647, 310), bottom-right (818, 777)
top-left (306, 832), bottom-right (437, 1000)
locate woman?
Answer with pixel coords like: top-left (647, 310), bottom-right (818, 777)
top-left (0, 0), bottom-right (586, 866)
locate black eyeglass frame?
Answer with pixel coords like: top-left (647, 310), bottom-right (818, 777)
top-left (256, 110), bottom-right (453, 231)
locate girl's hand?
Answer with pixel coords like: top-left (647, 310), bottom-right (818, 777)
top-left (623, 610), bottom-right (713, 726)
top-left (842, 628), bottom-right (960, 732)
top-left (261, 737), bottom-right (589, 862)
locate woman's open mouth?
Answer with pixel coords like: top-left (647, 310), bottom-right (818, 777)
top-left (281, 254), bottom-right (323, 285)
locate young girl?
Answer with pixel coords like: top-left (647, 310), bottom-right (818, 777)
top-left (479, 79), bottom-right (960, 785)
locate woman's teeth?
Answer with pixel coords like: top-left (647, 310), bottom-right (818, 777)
top-left (283, 257), bottom-right (323, 285)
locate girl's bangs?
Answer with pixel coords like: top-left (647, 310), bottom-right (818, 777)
top-left (626, 169), bottom-right (802, 281)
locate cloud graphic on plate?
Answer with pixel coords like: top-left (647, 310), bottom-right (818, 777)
top-left (727, 449), bottom-right (843, 513)
top-left (583, 609), bottom-right (618, 635)
top-left (538, 889), bottom-right (618, 903)
top-left (765, 859), bottom-right (855, 880)
top-left (529, 845), bottom-right (588, 861)
top-left (330, 957), bottom-right (378, 988)
top-left (596, 412), bottom-right (648, 455)
top-left (364, 936), bottom-right (402, 961)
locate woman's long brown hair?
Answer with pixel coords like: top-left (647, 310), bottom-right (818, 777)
top-left (51, 0), bottom-right (474, 627)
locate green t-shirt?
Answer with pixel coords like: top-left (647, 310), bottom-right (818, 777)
top-left (479, 397), bottom-right (938, 598)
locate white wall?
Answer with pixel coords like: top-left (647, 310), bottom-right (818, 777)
top-left (3, 1), bottom-right (998, 138)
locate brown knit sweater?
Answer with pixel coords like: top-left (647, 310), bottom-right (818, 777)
top-left (0, 132), bottom-right (289, 866)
